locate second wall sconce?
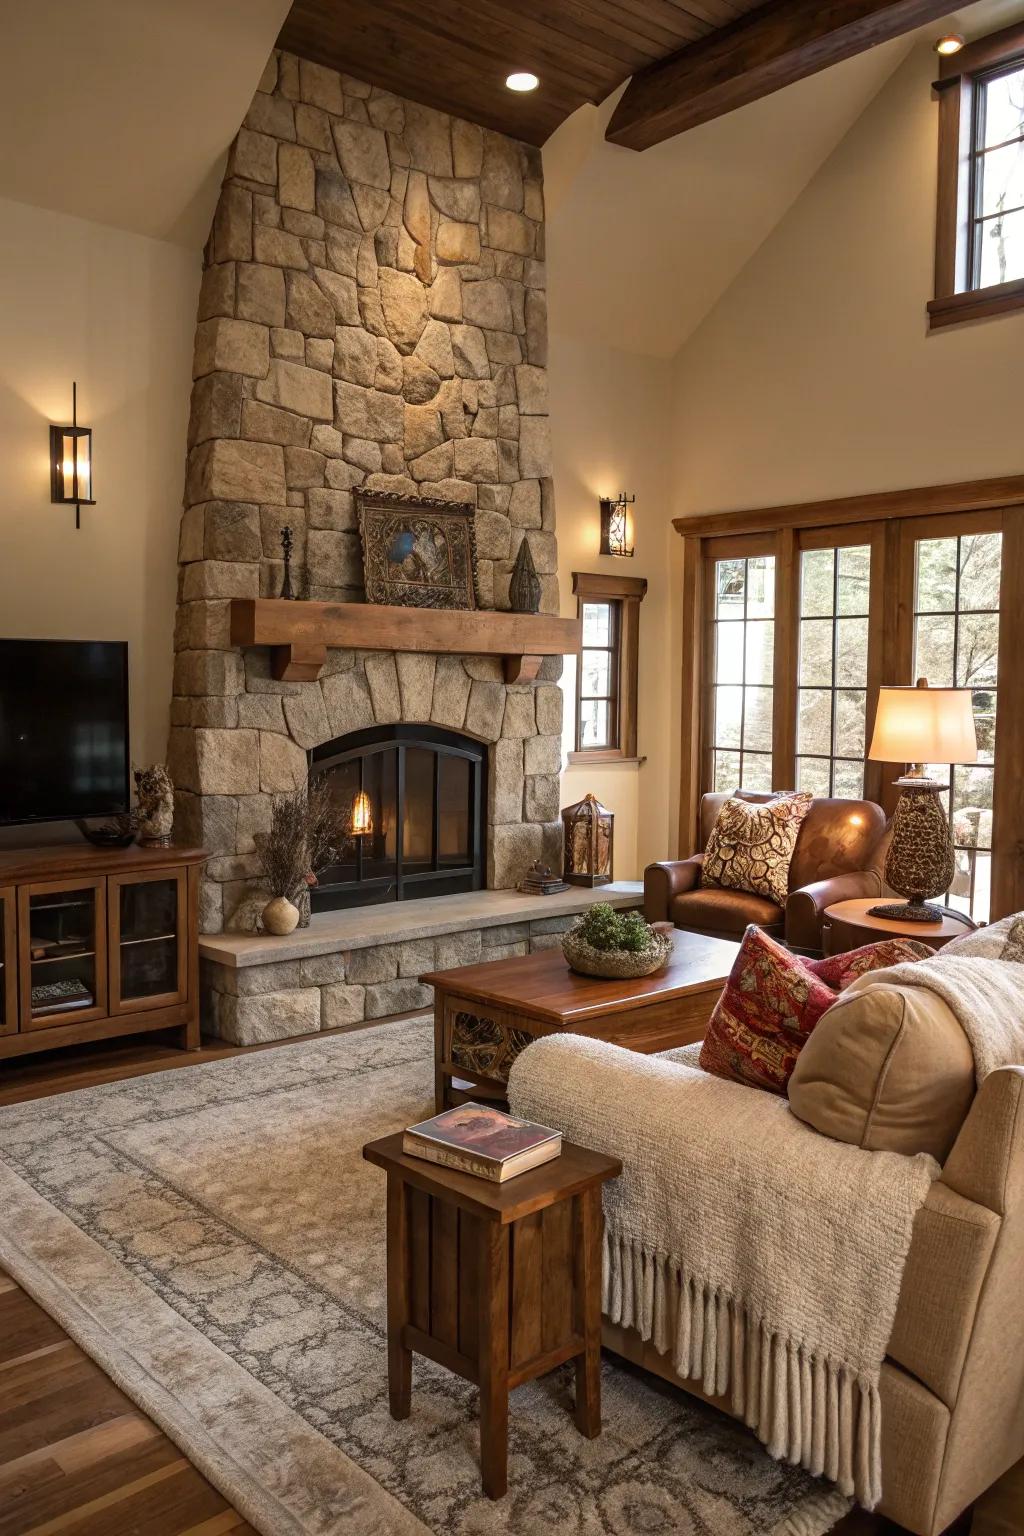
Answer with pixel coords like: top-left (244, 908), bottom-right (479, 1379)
top-left (50, 381), bottom-right (94, 530)
top-left (599, 493), bottom-right (636, 558)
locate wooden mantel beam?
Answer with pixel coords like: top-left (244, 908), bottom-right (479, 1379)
top-left (606, 0), bottom-right (956, 150)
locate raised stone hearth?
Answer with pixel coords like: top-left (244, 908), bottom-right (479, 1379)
top-left (168, 50), bottom-right (561, 933)
top-left (199, 883), bottom-right (643, 1044)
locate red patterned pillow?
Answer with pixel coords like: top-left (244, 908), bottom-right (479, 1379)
top-left (808, 937), bottom-right (933, 990)
top-left (700, 926), bottom-right (837, 1095)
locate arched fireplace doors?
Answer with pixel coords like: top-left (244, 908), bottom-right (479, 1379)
top-left (309, 724), bottom-right (486, 910)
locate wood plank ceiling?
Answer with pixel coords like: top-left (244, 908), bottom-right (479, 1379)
top-left (276, 0), bottom-right (770, 145)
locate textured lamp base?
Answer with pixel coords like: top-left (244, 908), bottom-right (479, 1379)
top-left (867, 900), bottom-right (946, 924)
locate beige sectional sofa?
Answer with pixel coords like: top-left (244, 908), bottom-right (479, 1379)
top-left (510, 951), bottom-right (1024, 1535)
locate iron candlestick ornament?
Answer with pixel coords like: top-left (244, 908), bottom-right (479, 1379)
top-left (280, 524), bottom-right (296, 599)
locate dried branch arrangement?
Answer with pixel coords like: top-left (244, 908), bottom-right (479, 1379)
top-left (254, 779), bottom-right (348, 901)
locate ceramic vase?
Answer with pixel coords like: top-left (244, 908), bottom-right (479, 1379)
top-left (262, 896), bottom-right (300, 935)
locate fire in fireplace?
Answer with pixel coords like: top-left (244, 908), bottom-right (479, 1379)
top-left (309, 725), bottom-right (486, 910)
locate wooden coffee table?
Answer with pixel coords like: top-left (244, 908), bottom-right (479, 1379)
top-left (423, 929), bottom-right (738, 1112)
top-left (363, 1132), bottom-right (621, 1499)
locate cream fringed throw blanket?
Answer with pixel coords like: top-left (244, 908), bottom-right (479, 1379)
top-left (508, 1036), bottom-right (938, 1510)
top-left (844, 953), bottom-right (1024, 1083)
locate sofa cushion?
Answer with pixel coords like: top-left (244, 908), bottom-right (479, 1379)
top-left (787, 983), bottom-right (976, 1161)
top-left (701, 791), bottom-right (812, 906)
top-left (670, 885), bottom-right (783, 937)
top-left (699, 924), bottom-right (837, 1094)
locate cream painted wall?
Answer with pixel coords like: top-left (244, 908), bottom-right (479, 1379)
top-left (548, 333), bottom-right (677, 879)
top-left (0, 195), bottom-right (200, 792)
top-left (672, 40), bottom-right (1024, 514)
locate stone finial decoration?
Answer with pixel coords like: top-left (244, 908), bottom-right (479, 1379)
top-left (169, 51), bottom-right (564, 931)
top-left (509, 535), bottom-right (541, 614)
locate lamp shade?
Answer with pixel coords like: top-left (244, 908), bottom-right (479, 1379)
top-left (868, 684), bottom-right (978, 766)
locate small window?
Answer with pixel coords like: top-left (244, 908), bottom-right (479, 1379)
top-left (578, 600), bottom-right (618, 750)
top-left (570, 574), bottom-right (648, 762)
top-left (931, 27), bottom-right (1024, 327)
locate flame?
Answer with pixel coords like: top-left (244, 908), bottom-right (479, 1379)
top-left (351, 789), bottom-right (373, 836)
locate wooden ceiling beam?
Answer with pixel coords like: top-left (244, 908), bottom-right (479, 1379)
top-left (606, 0), bottom-right (957, 149)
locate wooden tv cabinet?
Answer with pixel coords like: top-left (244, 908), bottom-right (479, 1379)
top-left (0, 843), bottom-right (205, 1062)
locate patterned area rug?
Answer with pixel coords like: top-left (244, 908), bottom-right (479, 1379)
top-left (0, 1019), bottom-right (849, 1536)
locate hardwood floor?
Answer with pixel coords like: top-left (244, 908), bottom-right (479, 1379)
top-left (0, 1032), bottom-right (1021, 1536)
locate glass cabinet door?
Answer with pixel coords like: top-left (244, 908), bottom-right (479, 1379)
top-left (109, 871), bottom-right (186, 1013)
top-left (0, 887), bottom-right (16, 1037)
top-left (19, 878), bottom-right (107, 1030)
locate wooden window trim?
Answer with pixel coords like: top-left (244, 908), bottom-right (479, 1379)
top-left (931, 21), bottom-right (1024, 330)
top-left (571, 572), bottom-right (648, 764)
top-left (676, 480), bottom-right (1024, 919)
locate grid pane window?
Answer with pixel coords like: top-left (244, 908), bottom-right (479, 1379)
top-left (709, 555), bottom-right (775, 791)
top-left (970, 63), bottom-right (1024, 289)
top-left (912, 532), bottom-right (1002, 921)
top-left (576, 600), bottom-right (618, 750)
top-left (795, 545), bottom-right (871, 797)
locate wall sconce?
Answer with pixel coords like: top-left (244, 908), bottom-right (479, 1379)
top-left (350, 789), bottom-right (373, 836)
top-left (49, 382), bottom-right (94, 530)
top-left (599, 493), bottom-right (635, 558)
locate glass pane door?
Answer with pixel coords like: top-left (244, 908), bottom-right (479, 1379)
top-left (796, 544), bottom-right (872, 796)
top-left (0, 888), bottom-right (15, 1037)
top-left (21, 879), bottom-right (106, 1029)
top-left (112, 874), bottom-right (185, 1011)
top-left (912, 530), bottom-right (1001, 922)
top-left (707, 553), bottom-right (776, 791)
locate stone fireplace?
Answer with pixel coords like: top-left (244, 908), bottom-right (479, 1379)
top-left (309, 723), bottom-right (486, 909)
top-left (167, 50), bottom-right (567, 936)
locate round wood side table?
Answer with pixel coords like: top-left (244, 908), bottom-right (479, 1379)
top-left (822, 897), bottom-right (971, 956)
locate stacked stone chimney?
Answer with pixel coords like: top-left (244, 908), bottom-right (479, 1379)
top-left (168, 52), bottom-right (563, 930)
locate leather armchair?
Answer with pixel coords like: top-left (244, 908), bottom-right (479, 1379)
top-left (645, 791), bottom-right (888, 951)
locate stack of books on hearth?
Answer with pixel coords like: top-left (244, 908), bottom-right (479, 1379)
top-left (517, 860), bottom-right (569, 896)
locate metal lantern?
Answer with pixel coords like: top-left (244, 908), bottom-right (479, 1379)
top-left (599, 493), bottom-right (635, 557)
top-left (49, 381), bottom-right (94, 530)
top-left (562, 793), bottom-right (613, 886)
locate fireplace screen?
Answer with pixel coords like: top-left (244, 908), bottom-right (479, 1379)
top-left (309, 725), bottom-right (486, 910)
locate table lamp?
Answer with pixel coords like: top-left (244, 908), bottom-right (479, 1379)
top-left (867, 678), bottom-right (977, 922)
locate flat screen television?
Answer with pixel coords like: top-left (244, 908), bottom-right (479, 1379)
top-left (0, 639), bottom-right (130, 826)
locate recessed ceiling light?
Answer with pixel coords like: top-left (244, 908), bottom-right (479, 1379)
top-left (506, 71), bottom-right (540, 92)
top-left (935, 33), bottom-right (965, 55)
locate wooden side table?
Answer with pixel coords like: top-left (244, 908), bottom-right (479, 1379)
top-left (363, 1132), bottom-right (621, 1499)
top-left (823, 897), bottom-right (972, 956)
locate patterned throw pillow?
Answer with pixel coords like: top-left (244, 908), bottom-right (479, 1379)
top-left (700, 925), bottom-right (836, 1094)
top-left (809, 937), bottom-right (934, 989)
top-left (699, 927), bottom-right (931, 1095)
top-left (700, 792), bottom-right (813, 907)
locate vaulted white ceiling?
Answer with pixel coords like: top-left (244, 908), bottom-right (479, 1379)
top-left (0, 0), bottom-right (288, 246)
top-left (543, 39), bottom-right (914, 359)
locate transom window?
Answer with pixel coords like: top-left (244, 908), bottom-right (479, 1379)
top-left (969, 62), bottom-right (1024, 289)
top-left (931, 24), bottom-right (1024, 327)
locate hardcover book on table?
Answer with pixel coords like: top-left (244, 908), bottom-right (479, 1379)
top-left (403, 1103), bottom-right (562, 1182)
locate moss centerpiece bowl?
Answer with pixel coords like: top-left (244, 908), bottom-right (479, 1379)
top-left (562, 903), bottom-right (673, 979)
